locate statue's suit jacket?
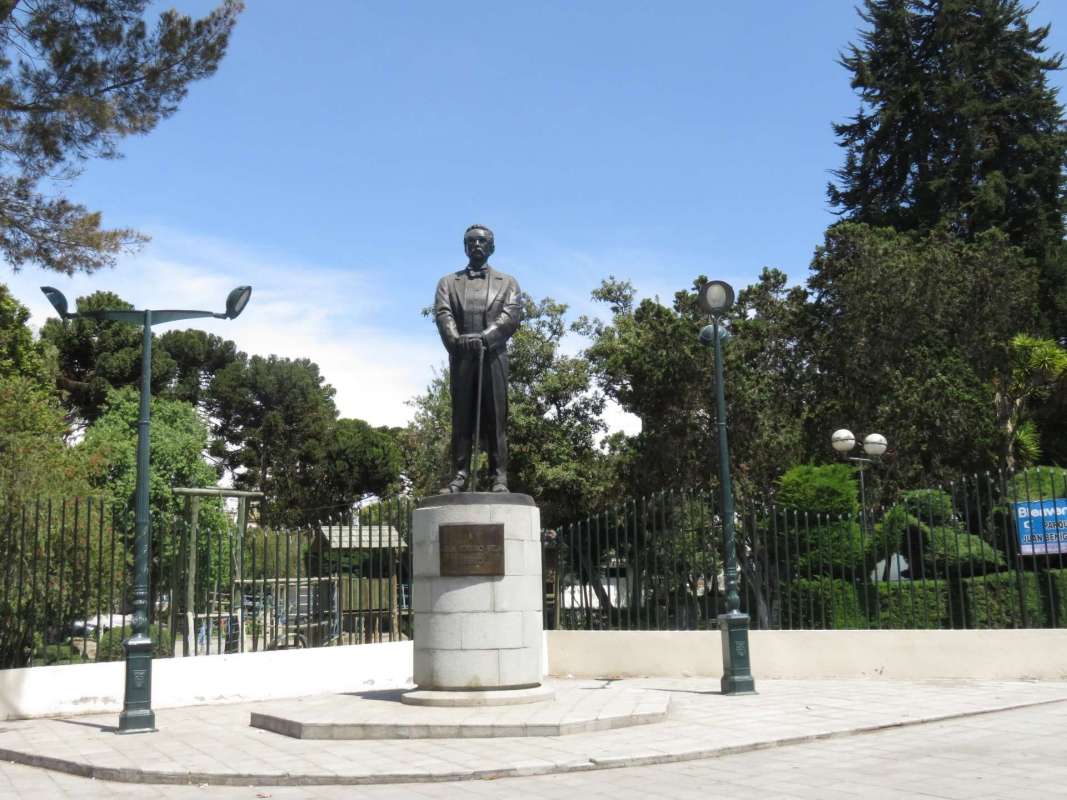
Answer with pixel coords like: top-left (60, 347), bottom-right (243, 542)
top-left (434, 266), bottom-right (522, 355)
top-left (434, 266), bottom-right (522, 480)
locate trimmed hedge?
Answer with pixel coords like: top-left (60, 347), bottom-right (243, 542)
top-left (776, 464), bottom-right (859, 516)
top-left (867, 580), bottom-right (949, 629)
top-left (898, 489), bottom-right (954, 524)
top-left (1039, 569), bottom-right (1067, 628)
top-left (97, 624), bottom-right (174, 661)
top-left (958, 572), bottom-right (1044, 629)
top-left (792, 520), bottom-right (870, 578)
top-left (1004, 467), bottom-right (1067, 501)
top-left (784, 577), bottom-right (866, 629)
top-left (921, 527), bottom-right (1005, 576)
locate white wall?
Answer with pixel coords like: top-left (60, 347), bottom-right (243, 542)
top-left (0, 641), bottom-right (413, 721)
top-left (5, 629), bottom-right (1067, 720)
top-left (547, 629), bottom-right (1067, 681)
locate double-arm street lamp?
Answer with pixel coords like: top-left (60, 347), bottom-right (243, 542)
top-left (41, 285), bottom-right (252, 734)
top-left (697, 280), bottom-right (755, 695)
top-left (831, 429), bottom-right (888, 538)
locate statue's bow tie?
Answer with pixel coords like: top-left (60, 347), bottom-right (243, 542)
top-left (466, 269), bottom-right (488, 279)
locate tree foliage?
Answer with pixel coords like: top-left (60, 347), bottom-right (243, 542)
top-left (0, 0), bottom-right (242, 274)
top-left (207, 354), bottom-right (338, 527)
top-left (0, 284), bottom-right (83, 505)
top-left (805, 223), bottom-right (1039, 488)
top-left (580, 270), bottom-right (812, 502)
top-left (79, 387), bottom-right (218, 523)
top-left (40, 290), bottom-right (177, 424)
top-left (157, 328), bottom-right (240, 408)
top-left (829, 0), bottom-right (1067, 335)
top-left (320, 418), bottom-right (403, 517)
top-left (405, 294), bottom-right (611, 526)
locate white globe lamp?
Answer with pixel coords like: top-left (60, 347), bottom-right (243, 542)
top-left (831, 429), bottom-right (856, 454)
top-left (863, 433), bottom-right (888, 457)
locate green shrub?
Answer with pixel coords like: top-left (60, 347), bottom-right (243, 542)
top-left (777, 464), bottom-right (859, 516)
top-left (96, 624), bottom-right (174, 662)
top-left (1045, 569), bottom-right (1067, 628)
top-left (882, 489), bottom-right (1004, 578)
top-left (31, 640), bottom-right (85, 666)
top-left (921, 527), bottom-right (1005, 576)
top-left (793, 520), bottom-right (871, 577)
top-left (1004, 467), bottom-right (1067, 501)
top-left (898, 489), bottom-right (955, 525)
top-left (988, 467), bottom-right (1067, 551)
top-left (959, 572), bottom-right (1044, 628)
top-left (867, 580), bottom-right (949, 629)
top-left (783, 577), bottom-right (867, 629)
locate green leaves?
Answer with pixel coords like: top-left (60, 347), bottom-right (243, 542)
top-left (776, 464), bottom-right (859, 517)
top-left (0, 1), bottom-right (242, 274)
top-left (79, 387), bottom-right (218, 522)
top-left (830, 0), bottom-right (1067, 336)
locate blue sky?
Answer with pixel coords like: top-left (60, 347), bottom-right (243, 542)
top-left (8, 1), bottom-right (1067, 429)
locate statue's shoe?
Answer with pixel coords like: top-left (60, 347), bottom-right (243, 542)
top-left (491, 482), bottom-right (509, 493)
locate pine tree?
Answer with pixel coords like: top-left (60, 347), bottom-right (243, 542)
top-left (829, 0), bottom-right (1067, 335)
top-left (0, 1), bottom-right (242, 275)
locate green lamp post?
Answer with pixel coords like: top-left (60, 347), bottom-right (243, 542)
top-left (697, 280), bottom-right (755, 695)
top-left (41, 285), bottom-right (252, 733)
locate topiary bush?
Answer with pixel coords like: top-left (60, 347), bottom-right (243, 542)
top-left (866, 580), bottom-right (950, 629)
top-left (989, 467), bottom-right (1067, 551)
top-left (1044, 569), bottom-right (1067, 628)
top-left (96, 624), bottom-right (174, 662)
top-left (880, 489), bottom-right (1004, 578)
top-left (897, 489), bottom-right (955, 524)
top-left (958, 572), bottom-right (1044, 629)
top-left (1004, 467), bottom-right (1067, 502)
top-left (776, 464), bottom-right (859, 516)
top-left (921, 526), bottom-right (1005, 577)
top-left (783, 577), bottom-right (867, 629)
top-left (792, 519), bottom-right (871, 578)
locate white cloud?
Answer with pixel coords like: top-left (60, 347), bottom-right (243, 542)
top-left (6, 228), bottom-right (440, 427)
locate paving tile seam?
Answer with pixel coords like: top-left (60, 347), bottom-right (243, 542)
top-left (4, 695), bottom-right (1067, 788)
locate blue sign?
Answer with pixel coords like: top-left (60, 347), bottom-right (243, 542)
top-left (1013, 500), bottom-right (1067, 555)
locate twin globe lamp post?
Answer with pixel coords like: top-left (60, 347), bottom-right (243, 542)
top-left (697, 280), bottom-right (755, 695)
top-left (41, 285), bottom-right (252, 734)
top-left (830, 429), bottom-right (888, 538)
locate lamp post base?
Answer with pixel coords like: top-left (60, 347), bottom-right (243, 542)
top-left (718, 611), bottom-right (756, 695)
top-left (118, 636), bottom-right (156, 734)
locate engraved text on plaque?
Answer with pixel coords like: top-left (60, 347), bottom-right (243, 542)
top-left (439, 524), bottom-right (505, 576)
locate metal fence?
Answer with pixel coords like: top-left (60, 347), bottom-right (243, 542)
top-left (0, 496), bottom-right (415, 670)
top-left (543, 469), bottom-right (1067, 632)
top-left (5, 468), bottom-right (1065, 669)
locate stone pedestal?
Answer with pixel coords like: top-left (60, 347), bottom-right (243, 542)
top-left (404, 493), bottom-right (549, 706)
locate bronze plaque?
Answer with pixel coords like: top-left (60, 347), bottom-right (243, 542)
top-left (439, 523), bottom-right (505, 576)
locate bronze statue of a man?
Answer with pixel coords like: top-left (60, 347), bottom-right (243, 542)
top-left (434, 224), bottom-right (522, 493)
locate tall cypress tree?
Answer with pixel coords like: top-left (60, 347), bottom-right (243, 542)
top-left (829, 0), bottom-right (1067, 336)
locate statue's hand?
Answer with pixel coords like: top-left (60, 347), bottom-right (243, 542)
top-left (458, 333), bottom-right (483, 353)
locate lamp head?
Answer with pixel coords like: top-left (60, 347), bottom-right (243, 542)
top-left (831, 428), bottom-right (856, 453)
top-left (697, 280), bottom-right (735, 317)
top-left (863, 433), bottom-right (888, 457)
top-left (698, 324), bottom-right (716, 346)
top-left (225, 286), bottom-right (252, 319)
top-left (40, 286), bottom-right (69, 319)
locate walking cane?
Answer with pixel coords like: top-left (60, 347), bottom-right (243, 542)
top-left (468, 341), bottom-right (485, 492)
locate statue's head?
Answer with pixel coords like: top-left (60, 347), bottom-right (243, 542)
top-left (464, 224), bottom-right (495, 264)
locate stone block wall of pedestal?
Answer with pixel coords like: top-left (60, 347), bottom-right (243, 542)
top-left (412, 496), bottom-right (543, 690)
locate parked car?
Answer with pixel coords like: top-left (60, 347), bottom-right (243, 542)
top-left (70, 613), bottom-right (129, 637)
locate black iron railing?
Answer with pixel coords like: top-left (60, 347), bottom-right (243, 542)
top-left (543, 469), bottom-right (1067, 632)
top-left (0, 496), bottom-right (415, 670)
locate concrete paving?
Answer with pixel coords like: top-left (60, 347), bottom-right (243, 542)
top-left (249, 684), bottom-right (668, 739)
top-left (0, 677), bottom-right (1065, 792)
